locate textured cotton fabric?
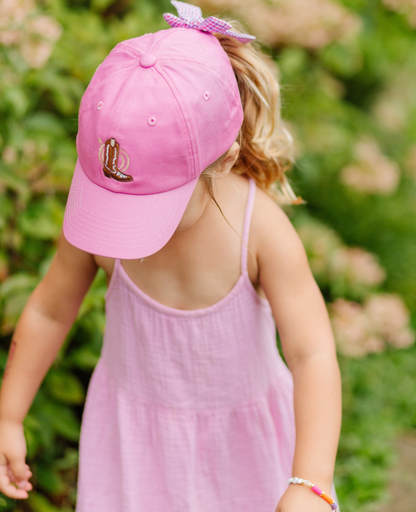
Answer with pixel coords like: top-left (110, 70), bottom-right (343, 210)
top-left (76, 179), bottom-right (337, 511)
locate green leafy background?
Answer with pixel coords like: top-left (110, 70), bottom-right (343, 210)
top-left (0, 0), bottom-right (416, 511)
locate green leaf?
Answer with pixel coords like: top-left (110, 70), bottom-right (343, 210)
top-left (24, 414), bottom-right (43, 458)
top-left (26, 112), bottom-right (66, 139)
top-left (19, 197), bottom-right (64, 240)
top-left (54, 447), bottom-right (78, 470)
top-left (69, 346), bottom-right (100, 370)
top-left (0, 273), bottom-right (39, 333)
top-left (0, 273), bottom-right (38, 298)
top-left (44, 369), bottom-right (85, 405)
top-left (38, 400), bottom-right (80, 442)
top-left (0, 164), bottom-right (29, 195)
top-left (0, 348), bottom-right (8, 371)
top-left (319, 41), bottom-right (363, 78)
top-left (36, 464), bottom-right (65, 494)
top-left (91, 0), bottom-right (117, 11)
top-left (2, 87), bottom-right (29, 117)
top-left (27, 491), bottom-right (60, 512)
top-left (0, 494), bottom-right (15, 510)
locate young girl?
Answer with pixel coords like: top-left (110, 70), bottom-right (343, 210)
top-left (0, 2), bottom-right (342, 511)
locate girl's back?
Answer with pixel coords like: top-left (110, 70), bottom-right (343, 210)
top-left (95, 173), bottom-right (265, 309)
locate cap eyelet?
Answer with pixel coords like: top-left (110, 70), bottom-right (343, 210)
top-left (97, 101), bottom-right (103, 110)
top-left (203, 91), bottom-right (210, 101)
top-left (148, 116), bottom-right (157, 126)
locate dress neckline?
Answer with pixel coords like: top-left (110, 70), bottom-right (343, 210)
top-left (105, 177), bottom-right (271, 317)
top-left (115, 260), bottom-right (269, 317)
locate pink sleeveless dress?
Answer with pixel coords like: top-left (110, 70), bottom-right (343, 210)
top-left (76, 179), bottom-right (336, 511)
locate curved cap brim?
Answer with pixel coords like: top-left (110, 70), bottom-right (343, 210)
top-left (63, 159), bottom-right (199, 259)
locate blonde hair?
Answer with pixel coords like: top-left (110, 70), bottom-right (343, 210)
top-left (201, 22), bottom-right (303, 205)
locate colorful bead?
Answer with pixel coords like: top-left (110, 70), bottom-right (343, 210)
top-left (312, 485), bottom-right (323, 495)
top-left (321, 491), bottom-right (334, 504)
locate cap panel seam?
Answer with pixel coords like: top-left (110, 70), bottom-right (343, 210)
top-left (161, 59), bottom-right (238, 115)
top-left (156, 57), bottom-right (237, 93)
top-left (80, 63), bottom-right (142, 113)
top-left (151, 27), bottom-right (209, 53)
top-left (118, 29), bottom-right (175, 58)
top-left (111, 66), bottom-right (146, 143)
top-left (155, 27), bottom-right (220, 52)
top-left (153, 65), bottom-right (197, 181)
top-left (113, 45), bottom-right (144, 60)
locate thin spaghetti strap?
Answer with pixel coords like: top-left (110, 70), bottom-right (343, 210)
top-left (105, 258), bottom-right (120, 300)
top-left (241, 178), bottom-right (256, 275)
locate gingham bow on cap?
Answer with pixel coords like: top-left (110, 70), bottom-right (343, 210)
top-left (163, 0), bottom-right (256, 44)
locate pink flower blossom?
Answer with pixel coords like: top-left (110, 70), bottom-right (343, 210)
top-left (2, 146), bottom-right (17, 164)
top-left (371, 65), bottom-right (416, 132)
top-left (330, 247), bottom-right (385, 287)
top-left (365, 294), bottom-right (414, 348)
top-left (330, 294), bottom-right (415, 357)
top-left (0, 0), bottom-right (61, 68)
top-left (330, 299), bottom-right (378, 357)
top-left (296, 217), bottom-right (386, 294)
top-left (340, 137), bottom-right (400, 194)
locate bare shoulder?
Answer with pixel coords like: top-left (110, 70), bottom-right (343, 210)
top-left (250, 185), bottom-right (306, 264)
top-left (251, 185), bottom-right (290, 230)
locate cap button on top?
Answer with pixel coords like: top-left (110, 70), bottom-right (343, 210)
top-left (140, 54), bottom-right (157, 68)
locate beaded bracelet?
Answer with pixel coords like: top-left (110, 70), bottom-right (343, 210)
top-left (287, 477), bottom-right (340, 511)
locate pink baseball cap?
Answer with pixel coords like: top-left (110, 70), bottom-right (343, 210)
top-left (63, 13), bottom-right (248, 259)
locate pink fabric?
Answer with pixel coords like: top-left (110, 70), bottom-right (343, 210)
top-left (76, 179), bottom-right (338, 511)
top-left (64, 159), bottom-right (199, 259)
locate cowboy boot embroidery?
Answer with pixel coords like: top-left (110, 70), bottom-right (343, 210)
top-left (103, 138), bottom-right (133, 182)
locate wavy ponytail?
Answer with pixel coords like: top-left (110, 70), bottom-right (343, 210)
top-left (202, 21), bottom-right (302, 205)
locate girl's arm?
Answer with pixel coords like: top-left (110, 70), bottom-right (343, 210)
top-left (252, 192), bottom-right (342, 511)
top-left (0, 231), bottom-right (98, 498)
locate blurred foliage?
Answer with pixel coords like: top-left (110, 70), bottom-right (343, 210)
top-left (0, 0), bottom-right (416, 511)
